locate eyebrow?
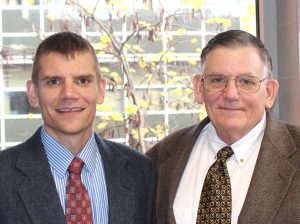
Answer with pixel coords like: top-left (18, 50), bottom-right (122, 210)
top-left (39, 73), bottom-right (96, 81)
top-left (208, 72), bottom-right (254, 76)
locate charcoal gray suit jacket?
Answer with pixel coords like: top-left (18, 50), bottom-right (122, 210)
top-left (147, 114), bottom-right (300, 224)
top-left (0, 127), bottom-right (154, 224)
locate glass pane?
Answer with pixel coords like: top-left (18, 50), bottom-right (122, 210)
top-left (3, 64), bottom-right (31, 88)
top-left (2, 9), bottom-right (40, 32)
top-left (4, 91), bottom-right (39, 115)
top-left (5, 118), bottom-right (43, 142)
top-left (169, 113), bottom-right (199, 132)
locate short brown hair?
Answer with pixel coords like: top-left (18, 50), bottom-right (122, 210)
top-left (201, 30), bottom-right (273, 78)
top-left (31, 32), bottom-right (101, 84)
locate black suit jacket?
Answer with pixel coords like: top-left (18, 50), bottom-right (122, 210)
top-left (0, 128), bottom-right (154, 224)
top-left (147, 115), bottom-right (300, 224)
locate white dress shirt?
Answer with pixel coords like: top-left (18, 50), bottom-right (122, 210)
top-left (173, 113), bottom-right (266, 224)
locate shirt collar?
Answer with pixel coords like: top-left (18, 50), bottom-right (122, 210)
top-left (207, 112), bottom-right (267, 167)
top-left (41, 126), bottom-right (98, 177)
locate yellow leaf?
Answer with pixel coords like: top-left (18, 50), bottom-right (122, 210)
top-left (119, 6), bottom-right (128, 13)
top-left (92, 42), bottom-right (107, 50)
top-left (151, 100), bottom-right (159, 106)
top-left (97, 122), bottom-right (107, 129)
top-left (199, 113), bottom-right (206, 121)
top-left (27, 113), bottom-right (34, 119)
top-left (167, 71), bottom-right (177, 77)
top-left (155, 124), bottom-right (162, 130)
top-left (100, 35), bottom-right (111, 43)
top-left (114, 77), bottom-right (123, 84)
top-left (111, 113), bottom-right (124, 122)
top-left (223, 19), bottom-right (232, 27)
top-left (129, 68), bottom-right (136, 73)
top-left (177, 55), bottom-right (188, 60)
top-left (133, 45), bottom-right (144, 53)
top-left (170, 88), bottom-right (182, 96)
top-left (172, 76), bottom-right (190, 83)
top-left (145, 73), bottom-right (153, 81)
top-left (97, 51), bottom-right (106, 55)
top-left (47, 13), bottom-right (55, 21)
top-left (176, 28), bottom-right (186, 36)
top-left (132, 129), bottom-right (138, 139)
top-left (97, 104), bottom-right (113, 112)
top-left (110, 72), bottom-right (119, 78)
top-left (26, 0), bottom-right (34, 5)
top-left (185, 88), bottom-right (193, 95)
top-left (151, 91), bottom-right (159, 96)
top-left (188, 58), bottom-right (197, 65)
top-left (100, 67), bottom-right (110, 73)
top-left (190, 38), bottom-right (198, 43)
top-left (195, 48), bottom-right (202, 53)
top-left (124, 43), bottom-right (131, 50)
top-left (191, 0), bottom-right (204, 10)
top-left (101, 116), bottom-right (111, 120)
top-left (145, 2), bottom-right (151, 10)
top-left (160, 91), bottom-right (166, 97)
top-left (125, 104), bottom-right (138, 114)
top-left (247, 4), bottom-right (255, 16)
top-left (131, 128), bottom-right (149, 139)
top-left (164, 51), bottom-right (175, 63)
top-left (200, 104), bottom-right (206, 113)
top-left (138, 100), bottom-right (149, 109)
top-left (138, 58), bottom-right (147, 68)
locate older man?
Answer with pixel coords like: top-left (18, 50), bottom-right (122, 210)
top-left (147, 30), bottom-right (300, 224)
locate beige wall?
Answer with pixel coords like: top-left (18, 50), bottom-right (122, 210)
top-left (260, 0), bottom-right (300, 125)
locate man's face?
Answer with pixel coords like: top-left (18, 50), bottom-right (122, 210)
top-left (193, 46), bottom-right (279, 144)
top-left (27, 52), bottom-right (106, 142)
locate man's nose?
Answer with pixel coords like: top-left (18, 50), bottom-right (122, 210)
top-left (223, 78), bottom-right (239, 98)
top-left (60, 81), bottom-right (79, 98)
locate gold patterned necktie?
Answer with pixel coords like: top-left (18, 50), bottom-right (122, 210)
top-left (196, 146), bottom-right (234, 224)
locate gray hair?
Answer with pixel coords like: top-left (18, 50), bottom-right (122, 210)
top-left (200, 30), bottom-right (273, 78)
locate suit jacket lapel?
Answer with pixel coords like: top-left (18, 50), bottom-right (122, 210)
top-left (159, 117), bottom-right (210, 223)
top-left (15, 130), bottom-right (66, 224)
top-left (95, 135), bottom-right (135, 223)
top-left (238, 116), bottom-right (297, 223)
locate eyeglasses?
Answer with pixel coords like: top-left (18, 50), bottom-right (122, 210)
top-left (201, 75), bottom-right (268, 94)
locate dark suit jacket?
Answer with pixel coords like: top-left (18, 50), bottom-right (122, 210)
top-left (147, 115), bottom-right (300, 224)
top-left (0, 127), bottom-right (154, 224)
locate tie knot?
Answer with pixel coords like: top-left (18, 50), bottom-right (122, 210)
top-left (68, 157), bottom-right (84, 174)
top-left (216, 146), bottom-right (234, 161)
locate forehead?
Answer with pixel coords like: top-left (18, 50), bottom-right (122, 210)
top-left (38, 52), bottom-right (96, 73)
top-left (202, 46), bottom-right (265, 75)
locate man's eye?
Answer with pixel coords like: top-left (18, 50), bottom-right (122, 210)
top-left (47, 79), bottom-right (60, 85)
top-left (210, 76), bottom-right (226, 84)
top-left (239, 77), bottom-right (256, 85)
top-left (77, 78), bottom-right (90, 84)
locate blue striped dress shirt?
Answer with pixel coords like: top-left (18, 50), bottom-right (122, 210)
top-left (41, 126), bottom-right (108, 224)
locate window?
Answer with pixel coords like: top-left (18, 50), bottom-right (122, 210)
top-left (0, 0), bottom-right (257, 151)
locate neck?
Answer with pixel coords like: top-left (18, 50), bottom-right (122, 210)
top-left (44, 127), bottom-right (93, 155)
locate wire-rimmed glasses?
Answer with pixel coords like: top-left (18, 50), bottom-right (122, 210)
top-left (201, 75), bottom-right (268, 94)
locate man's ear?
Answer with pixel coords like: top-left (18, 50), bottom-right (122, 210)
top-left (192, 74), bottom-right (204, 103)
top-left (265, 78), bottom-right (279, 109)
top-left (26, 80), bottom-right (40, 108)
top-left (97, 78), bottom-right (106, 104)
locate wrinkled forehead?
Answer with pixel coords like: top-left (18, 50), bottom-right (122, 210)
top-left (200, 46), bottom-right (267, 74)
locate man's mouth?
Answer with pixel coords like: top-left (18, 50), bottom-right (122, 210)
top-left (56, 107), bottom-right (84, 112)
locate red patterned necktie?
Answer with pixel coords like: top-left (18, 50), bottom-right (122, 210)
top-left (65, 157), bottom-right (93, 224)
top-left (196, 146), bottom-right (234, 224)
